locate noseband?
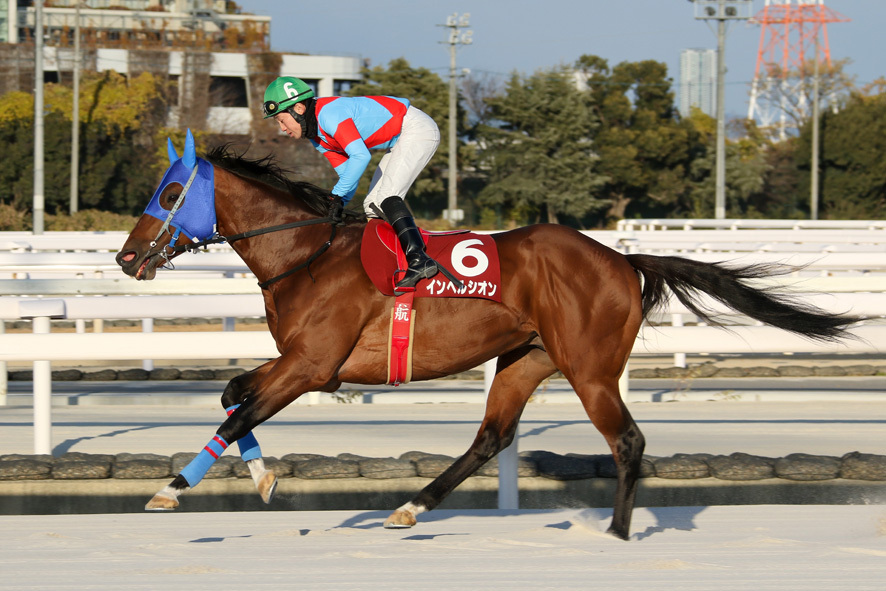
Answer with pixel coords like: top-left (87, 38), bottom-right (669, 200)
top-left (149, 159), bottom-right (339, 290)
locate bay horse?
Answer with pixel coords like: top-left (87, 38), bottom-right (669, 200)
top-left (116, 132), bottom-right (859, 540)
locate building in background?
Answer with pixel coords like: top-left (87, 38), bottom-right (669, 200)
top-left (679, 48), bottom-right (717, 118)
top-left (1, 0), bottom-right (361, 134)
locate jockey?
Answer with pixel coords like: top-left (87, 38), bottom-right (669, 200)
top-left (262, 76), bottom-right (444, 290)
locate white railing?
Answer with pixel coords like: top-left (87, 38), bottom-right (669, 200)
top-left (4, 302), bottom-right (884, 460)
top-left (3, 229), bottom-right (886, 454)
top-left (0, 231), bottom-right (229, 253)
top-left (610, 231), bottom-right (886, 256)
top-left (616, 219), bottom-right (886, 232)
top-left (0, 251), bottom-right (250, 278)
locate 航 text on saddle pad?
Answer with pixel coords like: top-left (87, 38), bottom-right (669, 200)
top-left (361, 219), bottom-right (502, 302)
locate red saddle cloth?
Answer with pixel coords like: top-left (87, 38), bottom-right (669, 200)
top-left (360, 219), bottom-right (502, 302)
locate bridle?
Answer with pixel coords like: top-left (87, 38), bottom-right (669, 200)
top-left (173, 218), bottom-right (338, 290)
top-left (146, 163), bottom-right (201, 269)
top-left (151, 176), bottom-right (339, 290)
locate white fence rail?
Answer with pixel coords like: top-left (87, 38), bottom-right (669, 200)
top-left (4, 305), bottom-right (885, 458)
top-left (615, 219), bottom-right (886, 231)
top-left (0, 231), bottom-right (227, 253)
top-left (0, 251), bottom-right (250, 278)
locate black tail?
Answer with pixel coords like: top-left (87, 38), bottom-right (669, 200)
top-left (625, 254), bottom-right (862, 342)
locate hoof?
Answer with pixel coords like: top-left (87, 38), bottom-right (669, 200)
top-left (145, 493), bottom-right (179, 511)
top-left (258, 470), bottom-right (277, 505)
top-left (606, 525), bottom-right (630, 541)
top-left (383, 510), bottom-right (417, 529)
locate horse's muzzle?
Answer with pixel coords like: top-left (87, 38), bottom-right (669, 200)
top-left (116, 248), bottom-right (159, 280)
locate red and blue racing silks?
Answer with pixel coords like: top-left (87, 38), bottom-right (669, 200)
top-left (310, 96), bottom-right (410, 202)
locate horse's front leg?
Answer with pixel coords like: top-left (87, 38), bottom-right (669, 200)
top-left (146, 359), bottom-right (281, 511)
top-left (145, 351), bottom-right (340, 512)
top-left (145, 398), bottom-right (268, 511)
top-left (220, 361), bottom-right (279, 504)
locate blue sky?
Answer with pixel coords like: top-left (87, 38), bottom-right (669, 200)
top-left (244, 0), bottom-right (882, 119)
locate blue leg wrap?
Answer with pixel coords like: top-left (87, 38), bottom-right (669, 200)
top-left (226, 405), bottom-right (262, 462)
top-left (179, 435), bottom-right (228, 488)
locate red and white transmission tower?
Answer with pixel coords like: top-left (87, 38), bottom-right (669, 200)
top-left (747, 0), bottom-right (848, 138)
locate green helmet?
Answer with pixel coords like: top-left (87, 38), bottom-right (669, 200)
top-left (262, 77), bottom-right (315, 119)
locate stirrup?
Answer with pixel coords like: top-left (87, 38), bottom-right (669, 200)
top-left (395, 260), bottom-right (438, 290)
top-left (395, 260), bottom-right (464, 292)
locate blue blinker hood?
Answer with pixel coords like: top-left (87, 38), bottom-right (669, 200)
top-left (143, 129), bottom-right (216, 243)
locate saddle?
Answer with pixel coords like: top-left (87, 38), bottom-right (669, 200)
top-left (360, 219), bottom-right (502, 386)
top-left (360, 219), bottom-right (501, 300)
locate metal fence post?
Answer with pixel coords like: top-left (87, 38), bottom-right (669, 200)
top-left (18, 299), bottom-right (66, 455)
top-left (0, 321), bottom-right (6, 406)
top-left (486, 358), bottom-right (519, 510)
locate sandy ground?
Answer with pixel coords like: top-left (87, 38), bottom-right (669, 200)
top-left (3, 382), bottom-right (886, 590)
top-left (1, 506), bottom-right (885, 590)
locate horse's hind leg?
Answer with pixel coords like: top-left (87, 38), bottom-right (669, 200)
top-left (571, 377), bottom-right (645, 540)
top-left (385, 346), bottom-right (556, 528)
top-left (537, 253), bottom-right (645, 539)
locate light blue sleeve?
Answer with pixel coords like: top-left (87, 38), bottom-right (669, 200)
top-left (330, 138), bottom-right (372, 202)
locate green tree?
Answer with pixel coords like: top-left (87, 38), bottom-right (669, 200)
top-left (683, 114), bottom-right (771, 218)
top-left (0, 71), bottom-right (173, 216)
top-left (475, 66), bottom-right (608, 226)
top-left (577, 55), bottom-right (701, 223)
top-left (795, 90), bottom-right (886, 218)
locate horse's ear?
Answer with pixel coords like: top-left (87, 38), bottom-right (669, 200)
top-left (166, 138), bottom-right (179, 164)
top-left (182, 128), bottom-right (197, 169)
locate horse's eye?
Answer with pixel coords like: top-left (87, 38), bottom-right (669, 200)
top-left (164, 194), bottom-right (181, 208)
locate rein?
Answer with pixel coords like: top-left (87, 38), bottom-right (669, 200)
top-left (172, 216), bottom-right (338, 290)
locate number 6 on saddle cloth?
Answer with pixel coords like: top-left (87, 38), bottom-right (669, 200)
top-left (361, 219), bottom-right (502, 384)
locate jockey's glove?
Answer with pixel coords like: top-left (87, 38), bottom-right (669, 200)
top-left (327, 194), bottom-right (344, 225)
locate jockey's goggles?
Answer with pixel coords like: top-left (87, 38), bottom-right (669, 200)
top-left (262, 100), bottom-right (287, 118)
top-left (263, 92), bottom-right (313, 118)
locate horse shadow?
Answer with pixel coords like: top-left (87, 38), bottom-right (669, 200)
top-left (632, 506), bottom-right (707, 541)
top-left (333, 506), bottom-right (706, 541)
top-left (333, 509), bottom-right (541, 532)
top-left (52, 424), bottom-right (159, 456)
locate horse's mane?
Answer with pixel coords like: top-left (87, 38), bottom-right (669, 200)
top-left (203, 145), bottom-right (366, 222)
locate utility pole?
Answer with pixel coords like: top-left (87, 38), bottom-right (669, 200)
top-left (714, 13), bottom-right (727, 220)
top-left (70, 1), bottom-right (81, 215)
top-left (34, 0), bottom-right (45, 234)
top-left (810, 36), bottom-right (820, 220)
top-left (440, 13), bottom-right (471, 227)
top-left (691, 0), bottom-right (751, 219)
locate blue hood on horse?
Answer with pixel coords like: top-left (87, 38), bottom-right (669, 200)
top-left (143, 129), bottom-right (216, 244)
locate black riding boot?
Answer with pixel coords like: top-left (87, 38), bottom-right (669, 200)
top-left (379, 197), bottom-right (439, 289)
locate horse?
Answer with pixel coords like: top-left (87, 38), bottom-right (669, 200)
top-left (116, 131), bottom-right (860, 540)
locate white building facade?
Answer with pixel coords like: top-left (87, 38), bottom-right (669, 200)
top-left (7, 1), bottom-right (363, 134)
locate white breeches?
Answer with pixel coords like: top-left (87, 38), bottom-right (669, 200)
top-left (363, 106), bottom-right (440, 217)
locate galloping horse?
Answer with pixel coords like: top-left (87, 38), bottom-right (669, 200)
top-left (117, 132), bottom-right (859, 540)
